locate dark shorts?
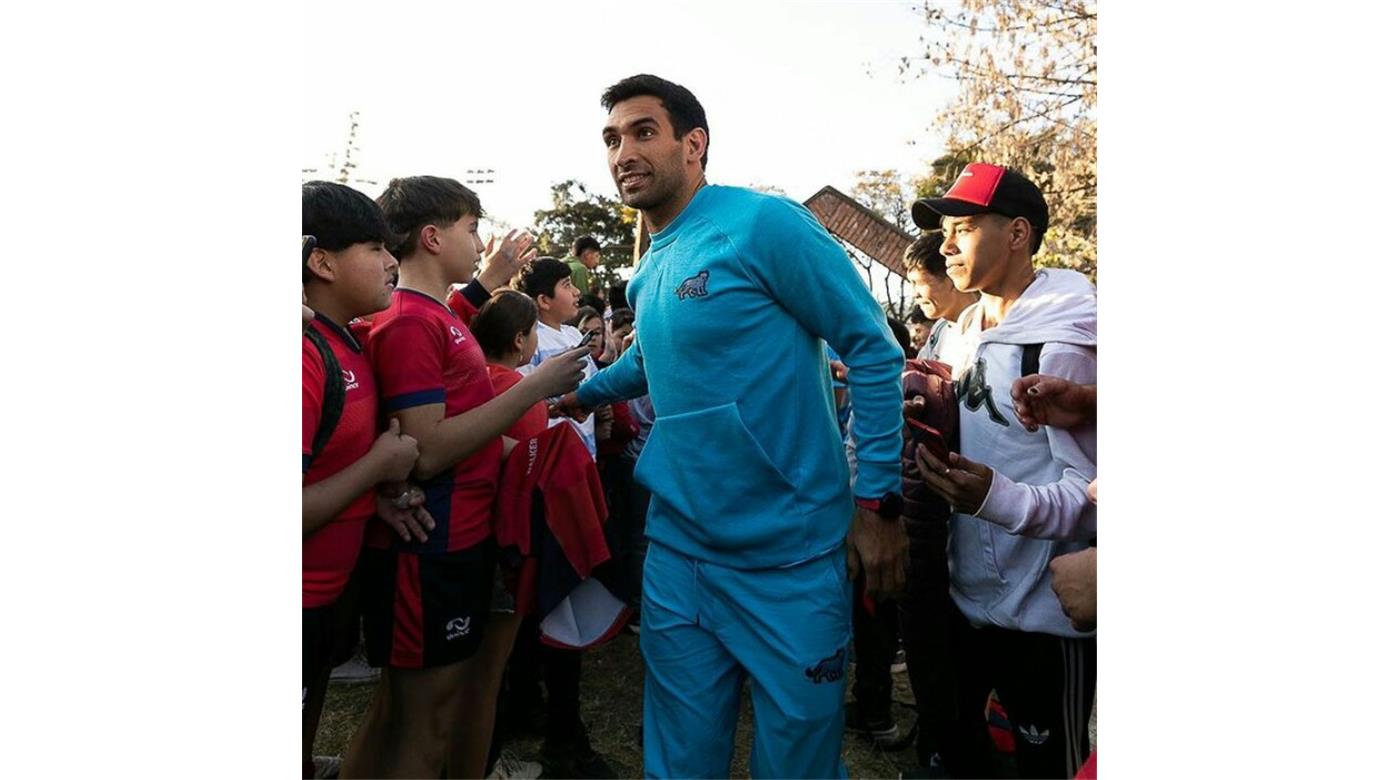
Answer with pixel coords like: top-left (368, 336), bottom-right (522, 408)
top-left (361, 542), bottom-right (496, 669)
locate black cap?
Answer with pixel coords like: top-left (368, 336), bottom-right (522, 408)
top-left (911, 163), bottom-right (1049, 232)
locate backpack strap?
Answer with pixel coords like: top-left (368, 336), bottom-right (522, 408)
top-left (1020, 343), bottom-right (1044, 378)
top-left (305, 327), bottom-right (345, 469)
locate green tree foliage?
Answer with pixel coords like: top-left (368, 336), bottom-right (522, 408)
top-left (531, 180), bottom-right (638, 294)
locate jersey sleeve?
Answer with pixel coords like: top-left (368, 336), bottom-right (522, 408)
top-left (302, 340), bottom-right (326, 474)
top-left (737, 196), bottom-right (905, 501)
top-left (371, 315), bottom-right (448, 413)
top-left (447, 288), bottom-right (480, 326)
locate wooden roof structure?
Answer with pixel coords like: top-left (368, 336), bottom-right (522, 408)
top-left (802, 185), bottom-right (915, 278)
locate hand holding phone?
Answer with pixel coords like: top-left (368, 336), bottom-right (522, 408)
top-left (576, 329), bottom-right (599, 349)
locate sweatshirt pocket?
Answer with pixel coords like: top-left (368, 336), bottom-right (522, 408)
top-left (633, 402), bottom-right (800, 552)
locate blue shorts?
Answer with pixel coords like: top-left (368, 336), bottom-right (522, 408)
top-left (640, 542), bottom-right (853, 779)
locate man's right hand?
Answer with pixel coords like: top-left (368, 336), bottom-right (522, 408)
top-left (1009, 374), bottom-right (1095, 432)
top-left (370, 418), bottom-right (420, 482)
top-left (525, 345), bottom-right (591, 399)
top-left (550, 391), bottom-right (593, 423)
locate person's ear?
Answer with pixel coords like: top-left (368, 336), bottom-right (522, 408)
top-left (686, 127), bottom-right (708, 166)
top-left (514, 331), bottom-right (527, 353)
top-left (306, 247), bottom-right (336, 283)
top-left (1009, 217), bottom-right (1032, 252)
top-left (421, 223), bottom-right (442, 255)
top-left (535, 293), bottom-right (551, 313)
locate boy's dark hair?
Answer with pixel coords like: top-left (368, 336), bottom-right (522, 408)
top-left (302, 181), bottom-right (393, 283)
top-left (887, 316), bottom-right (914, 359)
top-left (607, 283), bottom-right (629, 312)
top-left (601, 74), bottom-right (710, 169)
top-left (572, 236), bottom-right (601, 257)
top-left (513, 257), bottom-right (574, 301)
top-left (571, 306), bottom-right (603, 330)
top-left (579, 293), bottom-right (606, 314)
top-left (470, 290), bottom-right (539, 360)
top-left (903, 231), bottom-right (948, 278)
top-left (609, 308), bottom-right (635, 330)
top-left (375, 176), bottom-right (483, 260)
top-left (908, 307), bottom-right (931, 325)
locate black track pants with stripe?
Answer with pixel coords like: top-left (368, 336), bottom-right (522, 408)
top-left (947, 609), bottom-right (1096, 779)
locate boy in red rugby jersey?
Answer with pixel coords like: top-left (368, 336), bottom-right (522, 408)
top-left (301, 181), bottom-right (432, 779)
top-left (342, 176), bottom-right (589, 779)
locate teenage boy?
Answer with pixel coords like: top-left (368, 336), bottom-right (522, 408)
top-left (301, 181), bottom-right (430, 779)
top-left (567, 235), bottom-right (603, 297)
top-left (560, 74), bottom-right (906, 779)
top-left (514, 257), bottom-right (600, 459)
top-left (339, 175), bottom-right (590, 779)
top-left (905, 230), bottom-right (980, 364)
top-left (909, 163), bottom-right (1097, 779)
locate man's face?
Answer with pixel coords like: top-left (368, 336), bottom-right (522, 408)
top-left (910, 321), bottom-right (931, 348)
top-left (334, 240), bottom-right (399, 314)
top-left (940, 213), bottom-right (1011, 293)
top-left (441, 213), bottom-right (485, 283)
top-left (603, 95), bottom-right (689, 211)
top-left (581, 248), bottom-right (602, 270)
top-left (909, 267), bottom-right (966, 322)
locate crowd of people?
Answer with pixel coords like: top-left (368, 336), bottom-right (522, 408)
top-left (303, 73), bottom-right (1097, 780)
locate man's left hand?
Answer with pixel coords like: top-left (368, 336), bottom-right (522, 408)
top-left (846, 507), bottom-right (908, 601)
top-left (913, 444), bottom-right (994, 514)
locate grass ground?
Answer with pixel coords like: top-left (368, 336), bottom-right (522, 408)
top-left (316, 631), bottom-right (922, 779)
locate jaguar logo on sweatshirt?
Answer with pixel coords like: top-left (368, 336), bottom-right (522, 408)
top-left (957, 357), bottom-right (1011, 427)
top-left (675, 270), bottom-right (710, 300)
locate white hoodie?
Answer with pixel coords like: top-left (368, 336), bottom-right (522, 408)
top-left (945, 268), bottom-right (1097, 638)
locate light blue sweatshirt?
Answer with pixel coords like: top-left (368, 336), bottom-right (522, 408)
top-left (576, 185), bottom-right (904, 569)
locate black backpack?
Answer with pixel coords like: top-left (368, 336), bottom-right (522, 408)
top-left (304, 327), bottom-right (345, 469)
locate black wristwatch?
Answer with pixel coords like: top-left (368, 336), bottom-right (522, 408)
top-left (855, 493), bottom-right (904, 520)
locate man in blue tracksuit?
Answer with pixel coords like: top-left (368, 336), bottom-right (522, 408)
top-left (559, 74), bottom-right (907, 778)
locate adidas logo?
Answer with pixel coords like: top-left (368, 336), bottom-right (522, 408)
top-left (1018, 724), bottom-right (1050, 746)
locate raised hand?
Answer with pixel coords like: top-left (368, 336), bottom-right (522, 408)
top-left (478, 228), bottom-right (537, 290)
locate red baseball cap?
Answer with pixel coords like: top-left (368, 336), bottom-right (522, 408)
top-left (911, 163), bottom-right (1049, 232)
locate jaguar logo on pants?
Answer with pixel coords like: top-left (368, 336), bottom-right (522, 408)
top-left (804, 647), bottom-right (845, 684)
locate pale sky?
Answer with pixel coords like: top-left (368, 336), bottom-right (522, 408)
top-left (302, 0), bottom-right (955, 235)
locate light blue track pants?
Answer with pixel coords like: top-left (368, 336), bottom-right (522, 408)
top-left (640, 542), bottom-right (853, 779)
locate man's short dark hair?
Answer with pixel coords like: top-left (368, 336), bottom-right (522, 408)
top-left (302, 181), bottom-right (392, 283)
top-left (903, 231), bottom-right (948, 278)
top-left (375, 176), bottom-right (483, 260)
top-left (513, 257), bottom-right (573, 301)
top-left (572, 236), bottom-right (602, 257)
top-left (601, 74), bottom-right (710, 169)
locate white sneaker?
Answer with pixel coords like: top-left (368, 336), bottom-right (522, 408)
top-left (489, 750), bottom-right (543, 780)
top-left (329, 649), bottom-right (379, 684)
top-left (890, 648), bottom-right (907, 674)
top-left (312, 755), bottom-right (341, 779)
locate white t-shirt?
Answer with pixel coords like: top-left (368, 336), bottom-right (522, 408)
top-left (519, 321), bottom-right (599, 458)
